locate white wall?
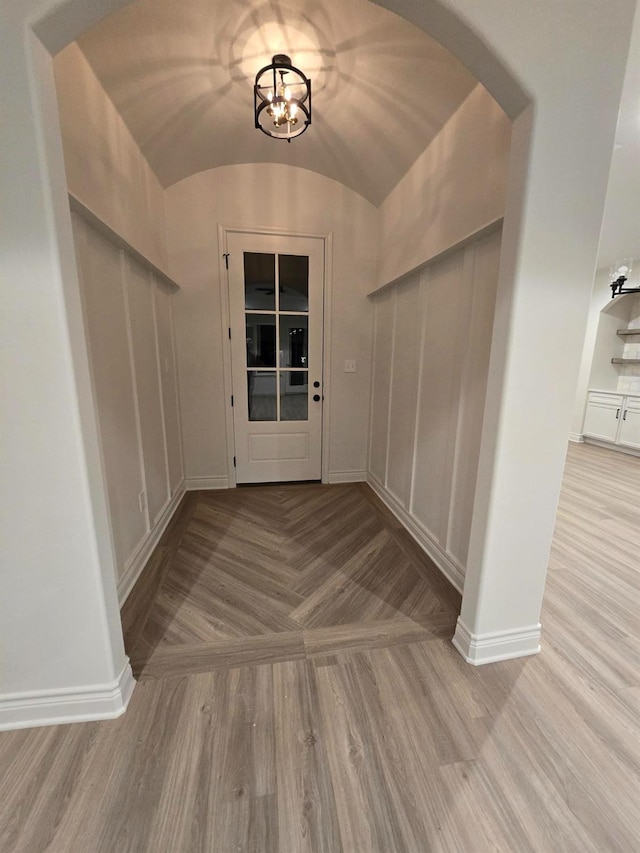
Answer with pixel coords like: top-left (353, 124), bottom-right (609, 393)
top-left (164, 164), bottom-right (380, 484)
top-left (369, 227), bottom-right (501, 590)
top-left (570, 268), bottom-right (614, 439)
top-left (378, 85), bottom-right (511, 286)
top-left (73, 213), bottom-right (184, 602)
top-left (1, 20), bottom-right (133, 729)
top-left (54, 42), bottom-right (169, 272)
top-left (1, 0), bottom-right (635, 728)
top-left (381, 0), bottom-right (635, 665)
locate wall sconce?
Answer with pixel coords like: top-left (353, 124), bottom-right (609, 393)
top-left (254, 54), bottom-right (311, 142)
top-left (610, 258), bottom-right (640, 298)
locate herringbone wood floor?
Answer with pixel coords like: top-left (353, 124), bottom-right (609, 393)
top-left (1, 444), bottom-right (638, 852)
top-left (123, 482), bottom-right (461, 679)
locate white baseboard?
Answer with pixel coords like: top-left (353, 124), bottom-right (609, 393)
top-left (568, 432), bottom-right (584, 443)
top-left (327, 470), bottom-right (367, 484)
top-left (583, 437), bottom-right (640, 457)
top-left (366, 473), bottom-right (465, 593)
top-left (118, 483), bottom-right (186, 605)
top-left (452, 617), bottom-right (541, 665)
top-left (0, 660), bottom-right (136, 731)
top-left (185, 476), bottom-right (229, 491)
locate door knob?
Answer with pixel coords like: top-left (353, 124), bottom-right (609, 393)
top-left (313, 394), bottom-right (321, 402)
top-left (313, 381), bottom-right (320, 388)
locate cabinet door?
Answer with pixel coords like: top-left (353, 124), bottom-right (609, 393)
top-left (583, 394), bottom-right (623, 442)
top-left (618, 398), bottom-right (640, 450)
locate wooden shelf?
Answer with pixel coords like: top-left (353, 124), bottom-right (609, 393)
top-left (611, 358), bottom-right (640, 365)
top-left (617, 329), bottom-right (640, 337)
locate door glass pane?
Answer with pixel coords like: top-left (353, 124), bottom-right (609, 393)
top-left (246, 314), bottom-right (276, 367)
top-left (279, 255), bottom-right (309, 311)
top-left (248, 371), bottom-right (277, 421)
top-left (280, 372), bottom-right (308, 421)
top-left (244, 252), bottom-right (276, 310)
top-left (279, 315), bottom-right (308, 368)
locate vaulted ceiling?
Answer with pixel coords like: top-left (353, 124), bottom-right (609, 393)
top-left (74, 0), bottom-right (478, 205)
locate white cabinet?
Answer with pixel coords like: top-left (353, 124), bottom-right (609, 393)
top-left (583, 391), bottom-right (640, 453)
top-left (618, 396), bottom-right (640, 450)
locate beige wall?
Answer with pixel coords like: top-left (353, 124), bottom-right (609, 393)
top-left (73, 213), bottom-right (184, 602)
top-left (369, 227), bottom-right (502, 588)
top-left (377, 85), bottom-right (511, 286)
top-left (164, 164), bottom-right (380, 484)
top-left (54, 43), bottom-right (169, 272)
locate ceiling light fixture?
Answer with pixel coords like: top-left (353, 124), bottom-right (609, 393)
top-left (610, 258), bottom-right (640, 298)
top-left (254, 54), bottom-right (311, 142)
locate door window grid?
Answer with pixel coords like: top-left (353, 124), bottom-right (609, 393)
top-left (244, 252), bottom-right (309, 422)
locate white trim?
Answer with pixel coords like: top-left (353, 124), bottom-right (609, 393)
top-left (220, 225), bottom-right (330, 485)
top-left (218, 224), bottom-right (237, 488)
top-left (168, 296), bottom-right (186, 486)
top-left (150, 276), bottom-right (172, 515)
top-left (0, 661), bottom-right (136, 731)
top-left (568, 432), bottom-right (585, 443)
top-left (452, 617), bottom-right (541, 665)
top-left (446, 245), bottom-right (477, 553)
top-left (117, 483), bottom-right (186, 605)
top-left (408, 266), bottom-right (430, 516)
top-left (383, 290), bottom-right (398, 489)
top-left (367, 472), bottom-right (465, 593)
top-left (327, 470), bottom-right (367, 484)
top-left (321, 233), bottom-right (333, 484)
top-left (184, 476), bottom-right (229, 491)
top-left (121, 251), bottom-right (151, 535)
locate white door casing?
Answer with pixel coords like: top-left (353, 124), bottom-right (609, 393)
top-left (227, 231), bottom-right (324, 483)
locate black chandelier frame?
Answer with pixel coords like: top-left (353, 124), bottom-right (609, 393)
top-left (254, 54), bottom-right (312, 142)
top-left (610, 274), bottom-right (640, 299)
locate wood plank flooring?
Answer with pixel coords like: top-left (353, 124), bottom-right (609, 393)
top-left (0, 442), bottom-right (638, 852)
top-left (123, 482), bottom-right (461, 679)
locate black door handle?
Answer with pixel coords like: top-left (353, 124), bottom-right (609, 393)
top-left (313, 381), bottom-right (320, 388)
top-left (313, 394), bottom-right (320, 402)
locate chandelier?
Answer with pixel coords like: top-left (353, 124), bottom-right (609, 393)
top-left (254, 54), bottom-right (311, 142)
top-left (610, 259), bottom-right (640, 298)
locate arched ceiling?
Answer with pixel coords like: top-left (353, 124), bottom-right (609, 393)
top-left (73, 0), bottom-right (478, 205)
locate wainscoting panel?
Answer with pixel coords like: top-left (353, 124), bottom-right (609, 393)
top-left (124, 257), bottom-right (169, 526)
top-left (75, 219), bottom-right (147, 573)
top-left (368, 226), bottom-right (502, 583)
top-left (386, 275), bottom-right (423, 508)
top-left (154, 282), bottom-right (184, 495)
top-left (73, 212), bottom-right (184, 600)
top-left (369, 288), bottom-right (395, 484)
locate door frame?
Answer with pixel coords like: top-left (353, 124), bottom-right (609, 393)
top-left (218, 225), bottom-right (333, 487)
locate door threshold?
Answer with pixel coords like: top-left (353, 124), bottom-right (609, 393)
top-left (236, 479), bottom-right (322, 487)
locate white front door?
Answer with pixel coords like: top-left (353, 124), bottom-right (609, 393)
top-left (227, 231), bottom-right (324, 483)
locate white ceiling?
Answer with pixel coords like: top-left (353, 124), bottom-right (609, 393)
top-left (71, 0), bottom-right (637, 252)
top-left (75, 0), bottom-right (477, 205)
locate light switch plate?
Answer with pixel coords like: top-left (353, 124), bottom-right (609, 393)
top-left (344, 359), bottom-right (356, 373)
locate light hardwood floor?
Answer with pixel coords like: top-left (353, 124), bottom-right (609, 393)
top-left (0, 442), bottom-right (638, 852)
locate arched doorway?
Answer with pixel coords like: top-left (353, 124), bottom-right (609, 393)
top-left (1, 0), bottom-right (634, 728)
